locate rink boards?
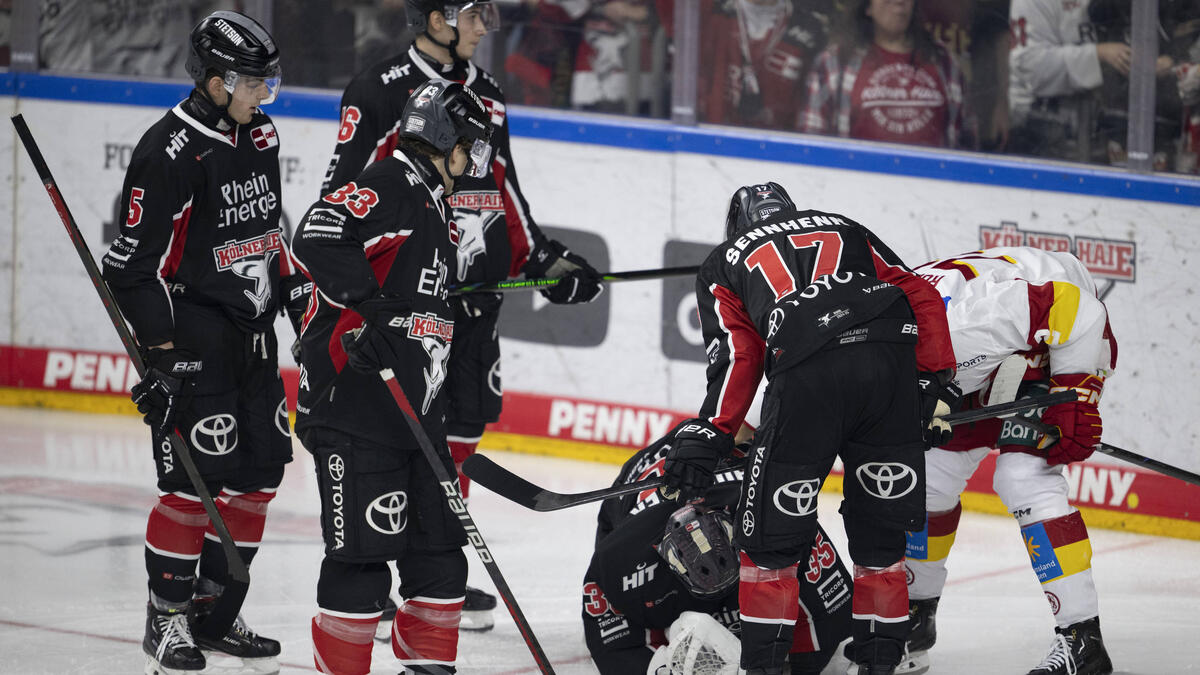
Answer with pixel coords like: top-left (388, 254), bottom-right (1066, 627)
top-left (0, 72), bottom-right (1198, 540)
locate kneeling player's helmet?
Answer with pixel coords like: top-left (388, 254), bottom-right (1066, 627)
top-left (654, 503), bottom-right (739, 598)
top-left (401, 79), bottom-right (495, 178)
top-left (185, 11), bottom-right (281, 104)
top-left (725, 182), bottom-right (798, 240)
top-left (406, 0), bottom-right (500, 34)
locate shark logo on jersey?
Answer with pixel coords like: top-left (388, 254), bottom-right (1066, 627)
top-left (214, 231), bottom-right (283, 317)
top-left (447, 191), bottom-right (505, 280)
top-left (394, 312), bottom-right (455, 414)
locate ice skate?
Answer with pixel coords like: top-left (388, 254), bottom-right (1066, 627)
top-left (188, 591), bottom-right (280, 675)
top-left (896, 597), bottom-right (937, 674)
top-left (1026, 617), bottom-right (1113, 675)
top-left (460, 585), bottom-right (497, 632)
top-left (143, 602), bottom-right (205, 674)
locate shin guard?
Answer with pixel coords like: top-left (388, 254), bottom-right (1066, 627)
top-left (145, 493), bottom-right (209, 603)
top-left (737, 551), bottom-right (799, 670)
top-left (851, 562), bottom-right (909, 644)
top-left (312, 612), bottom-right (377, 675)
top-left (1020, 510), bottom-right (1099, 627)
top-left (392, 597), bottom-right (464, 669)
top-left (904, 502), bottom-right (962, 600)
top-left (447, 436), bottom-right (480, 501)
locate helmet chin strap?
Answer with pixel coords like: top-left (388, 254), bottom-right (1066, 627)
top-left (189, 83), bottom-right (240, 131)
top-left (423, 25), bottom-right (465, 64)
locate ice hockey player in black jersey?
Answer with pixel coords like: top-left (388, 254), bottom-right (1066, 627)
top-left (323, 5), bottom-right (603, 631)
top-left (659, 183), bottom-right (959, 675)
top-left (100, 10), bottom-right (305, 675)
top-left (585, 422), bottom-right (853, 675)
top-left (291, 79), bottom-right (494, 675)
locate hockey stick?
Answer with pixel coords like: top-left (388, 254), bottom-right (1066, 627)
top-left (448, 265), bottom-right (699, 295)
top-left (10, 114), bottom-right (249, 639)
top-left (463, 392), bottom-right (1078, 512)
top-left (378, 369), bottom-right (555, 675)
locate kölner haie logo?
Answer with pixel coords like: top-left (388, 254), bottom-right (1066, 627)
top-left (979, 222), bottom-right (1135, 283)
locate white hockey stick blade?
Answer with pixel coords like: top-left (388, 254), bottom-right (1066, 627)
top-left (983, 353), bottom-right (1027, 407)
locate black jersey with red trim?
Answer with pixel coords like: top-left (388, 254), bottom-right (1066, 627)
top-left (102, 92), bottom-right (290, 346)
top-left (322, 44), bottom-right (548, 285)
top-left (695, 209), bottom-right (955, 434)
top-left (584, 430), bottom-right (851, 674)
top-left (292, 149), bottom-right (458, 447)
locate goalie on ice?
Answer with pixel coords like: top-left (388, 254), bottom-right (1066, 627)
top-left (582, 422), bottom-right (853, 674)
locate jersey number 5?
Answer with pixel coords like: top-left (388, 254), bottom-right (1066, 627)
top-left (745, 232), bottom-right (844, 301)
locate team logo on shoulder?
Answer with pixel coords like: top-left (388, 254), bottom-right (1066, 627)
top-left (250, 122), bottom-right (278, 150)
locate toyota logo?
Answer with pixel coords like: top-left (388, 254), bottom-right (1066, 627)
top-left (855, 462), bottom-right (917, 499)
top-left (366, 491), bottom-right (408, 535)
top-left (274, 397), bottom-right (290, 437)
top-left (742, 510), bottom-right (755, 536)
top-left (772, 479), bottom-right (821, 516)
top-left (767, 308), bottom-right (785, 339)
top-left (190, 414), bottom-right (238, 455)
top-left (328, 454), bottom-right (345, 482)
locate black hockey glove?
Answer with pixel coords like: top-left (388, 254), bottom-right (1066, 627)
top-left (660, 419), bottom-right (733, 502)
top-left (131, 347), bottom-right (202, 438)
top-left (522, 239), bottom-right (603, 305)
top-left (458, 291), bottom-right (503, 318)
top-left (918, 370), bottom-right (961, 449)
top-left (279, 274), bottom-right (313, 361)
top-left (340, 296), bottom-right (411, 374)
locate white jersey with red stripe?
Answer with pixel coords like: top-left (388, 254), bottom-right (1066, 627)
top-left (914, 246), bottom-right (1118, 396)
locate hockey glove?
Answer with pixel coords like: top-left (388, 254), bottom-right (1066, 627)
top-left (660, 419), bottom-right (732, 502)
top-left (131, 347), bottom-right (202, 438)
top-left (918, 370), bottom-right (961, 449)
top-left (1038, 373), bottom-right (1104, 465)
top-left (340, 296), bottom-right (414, 374)
top-left (523, 239), bottom-right (603, 304)
top-left (279, 273), bottom-right (313, 361)
top-left (458, 291), bottom-right (503, 318)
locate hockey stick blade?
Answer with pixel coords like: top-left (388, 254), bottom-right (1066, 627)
top-left (462, 454), bottom-right (661, 511)
top-left (941, 391), bottom-right (1075, 426)
top-left (448, 265), bottom-right (699, 295)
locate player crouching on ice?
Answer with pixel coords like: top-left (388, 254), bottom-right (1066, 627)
top-left (902, 247), bottom-right (1117, 675)
top-left (583, 421), bottom-right (854, 675)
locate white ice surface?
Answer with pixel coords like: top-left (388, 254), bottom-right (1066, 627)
top-left (1, 407), bottom-right (1198, 674)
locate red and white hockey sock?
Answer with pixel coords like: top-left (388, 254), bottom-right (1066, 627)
top-left (447, 436), bottom-right (480, 501)
top-left (852, 562), bottom-right (909, 642)
top-left (145, 492), bottom-right (208, 603)
top-left (198, 488), bottom-right (276, 586)
top-left (392, 596), bottom-right (464, 668)
top-left (738, 551), bottom-right (799, 669)
top-left (312, 611), bottom-right (379, 675)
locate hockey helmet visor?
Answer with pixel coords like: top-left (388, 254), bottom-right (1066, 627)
top-left (654, 504), bottom-right (739, 598)
top-left (407, 1), bottom-right (500, 33)
top-left (724, 181), bottom-right (797, 240)
top-left (222, 67), bottom-right (281, 105)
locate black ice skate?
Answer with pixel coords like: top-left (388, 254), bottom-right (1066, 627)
top-left (896, 597), bottom-right (938, 674)
top-left (188, 593), bottom-right (281, 674)
top-left (143, 602), bottom-right (205, 674)
top-left (1027, 617), bottom-right (1113, 675)
top-left (461, 585), bottom-right (497, 632)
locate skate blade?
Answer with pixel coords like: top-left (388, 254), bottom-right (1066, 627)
top-left (459, 609), bottom-right (494, 632)
top-left (896, 649), bottom-right (931, 675)
top-left (144, 653), bottom-right (204, 675)
top-left (199, 650), bottom-right (279, 675)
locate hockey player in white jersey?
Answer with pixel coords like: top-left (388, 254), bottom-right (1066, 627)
top-left (903, 247), bottom-right (1117, 675)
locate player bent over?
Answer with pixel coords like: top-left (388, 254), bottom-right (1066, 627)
top-left (584, 422), bottom-right (853, 674)
top-left (290, 80), bottom-right (493, 675)
top-left (660, 183), bottom-right (958, 675)
top-left (904, 247), bottom-right (1116, 675)
top-left (101, 11), bottom-right (304, 675)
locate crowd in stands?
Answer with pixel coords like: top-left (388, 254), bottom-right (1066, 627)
top-left (4, 0), bottom-right (1198, 173)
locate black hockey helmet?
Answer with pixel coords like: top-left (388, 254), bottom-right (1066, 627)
top-left (725, 182), bottom-right (798, 240)
top-left (185, 11), bottom-right (281, 103)
top-left (406, 0), bottom-right (500, 35)
top-left (654, 503), bottom-right (739, 598)
top-left (401, 79), bottom-right (495, 178)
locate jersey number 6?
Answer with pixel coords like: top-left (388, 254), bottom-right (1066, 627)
top-left (745, 232), bottom-right (844, 301)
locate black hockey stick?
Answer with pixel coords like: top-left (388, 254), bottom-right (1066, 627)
top-left (463, 392), bottom-right (1078, 512)
top-left (448, 265), bottom-right (699, 295)
top-left (378, 369), bottom-right (555, 675)
top-left (1000, 417), bottom-right (1200, 487)
top-left (10, 114), bottom-right (249, 639)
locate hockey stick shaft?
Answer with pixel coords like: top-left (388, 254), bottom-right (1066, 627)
top-left (11, 114), bottom-right (249, 637)
top-left (448, 265), bottom-right (699, 295)
top-left (465, 394), bottom-right (1078, 513)
top-left (378, 370), bottom-right (555, 674)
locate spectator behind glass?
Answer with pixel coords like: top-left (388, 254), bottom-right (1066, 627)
top-left (39, 1), bottom-right (224, 76)
top-left (503, 0), bottom-right (587, 108)
top-left (570, 0), bottom-right (658, 113)
top-left (676, 0), bottom-right (833, 131)
top-left (801, 0), bottom-right (970, 149)
top-left (1173, 4), bottom-right (1200, 174)
top-left (920, 0), bottom-right (1012, 150)
top-left (1007, 0), bottom-right (1132, 163)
